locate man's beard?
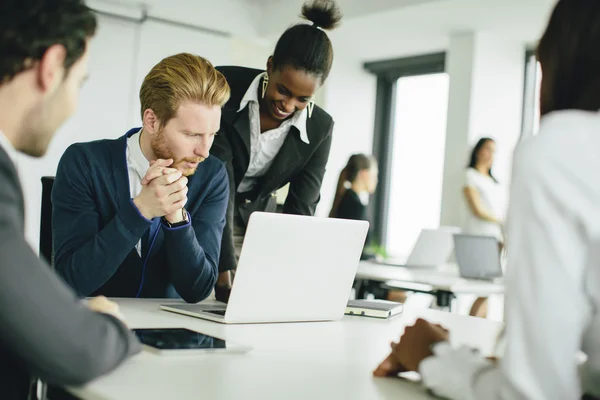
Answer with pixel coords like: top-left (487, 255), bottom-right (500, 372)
top-left (150, 130), bottom-right (204, 177)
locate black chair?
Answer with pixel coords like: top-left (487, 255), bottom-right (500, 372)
top-left (40, 176), bottom-right (83, 399)
top-left (40, 176), bottom-right (55, 266)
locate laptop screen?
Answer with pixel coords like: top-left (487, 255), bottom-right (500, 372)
top-left (453, 234), bottom-right (502, 279)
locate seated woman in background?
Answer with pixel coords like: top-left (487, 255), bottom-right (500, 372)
top-left (329, 154), bottom-right (378, 260)
top-left (463, 137), bottom-right (505, 318)
top-left (329, 154), bottom-right (378, 226)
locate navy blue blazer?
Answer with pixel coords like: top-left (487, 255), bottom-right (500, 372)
top-left (52, 129), bottom-right (229, 303)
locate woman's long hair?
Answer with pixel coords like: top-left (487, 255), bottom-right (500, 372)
top-left (467, 138), bottom-right (498, 183)
top-left (329, 154), bottom-right (375, 217)
top-left (536, 0), bottom-right (600, 117)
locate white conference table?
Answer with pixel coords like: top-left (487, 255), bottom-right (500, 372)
top-left (356, 261), bottom-right (505, 309)
top-left (67, 298), bottom-right (503, 400)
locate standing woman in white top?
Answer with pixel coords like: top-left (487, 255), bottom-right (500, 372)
top-left (463, 138), bottom-right (504, 242)
top-left (463, 137), bottom-right (505, 317)
top-left (374, 1), bottom-right (600, 399)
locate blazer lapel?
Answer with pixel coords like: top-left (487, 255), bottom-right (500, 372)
top-left (112, 133), bottom-right (134, 213)
top-left (226, 106), bottom-right (251, 155)
top-left (0, 147), bottom-right (25, 222)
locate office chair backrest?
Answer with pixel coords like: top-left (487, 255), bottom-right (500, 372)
top-left (40, 176), bottom-right (55, 266)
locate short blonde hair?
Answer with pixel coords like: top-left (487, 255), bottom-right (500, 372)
top-left (139, 53), bottom-right (230, 126)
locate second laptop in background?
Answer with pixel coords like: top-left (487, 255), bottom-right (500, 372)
top-left (381, 227), bottom-right (461, 268)
top-left (453, 233), bottom-right (503, 281)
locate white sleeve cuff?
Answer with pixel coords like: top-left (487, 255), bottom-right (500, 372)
top-left (419, 342), bottom-right (494, 400)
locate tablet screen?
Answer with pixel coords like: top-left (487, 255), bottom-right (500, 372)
top-left (133, 328), bottom-right (226, 350)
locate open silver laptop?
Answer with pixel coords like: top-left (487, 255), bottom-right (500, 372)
top-left (382, 227), bottom-right (461, 268)
top-left (160, 212), bottom-right (369, 324)
top-left (453, 234), bottom-right (503, 281)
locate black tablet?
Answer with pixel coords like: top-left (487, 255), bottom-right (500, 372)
top-left (132, 328), bottom-right (250, 355)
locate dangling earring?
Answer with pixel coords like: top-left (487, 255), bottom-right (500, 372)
top-left (307, 100), bottom-right (315, 119)
top-left (261, 74), bottom-right (269, 99)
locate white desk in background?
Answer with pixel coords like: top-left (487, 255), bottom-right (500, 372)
top-left (67, 298), bottom-right (503, 400)
top-left (355, 260), bottom-right (505, 310)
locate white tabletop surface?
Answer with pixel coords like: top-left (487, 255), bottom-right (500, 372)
top-left (68, 298), bottom-right (503, 400)
top-left (356, 261), bottom-right (505, 295)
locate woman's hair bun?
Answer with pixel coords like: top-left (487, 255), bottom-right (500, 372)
top-left (300, 0), bottom-right (342, 31)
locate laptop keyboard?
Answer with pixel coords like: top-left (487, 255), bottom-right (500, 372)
top-left (205, 309), bottom-right (226, 316)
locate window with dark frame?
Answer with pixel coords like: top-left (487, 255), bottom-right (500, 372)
top-left (521, 49), bottom-right (542, 139)
top-left (364, 53), bottom-right (447, 254)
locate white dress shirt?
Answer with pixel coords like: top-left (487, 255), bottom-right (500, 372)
top-left (126, 129), bottom-right (149, 256)
top-left (236, 72), bottom-right (310, 194)
top-left (420, 110), bottom-right (600, 400)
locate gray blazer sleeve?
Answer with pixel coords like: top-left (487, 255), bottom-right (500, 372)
top-left (0, 161), bottom-right (140, 386)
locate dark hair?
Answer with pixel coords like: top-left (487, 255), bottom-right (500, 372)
top-left (537, 0), bottom-right (600, 116)
top-left (329, 154), bottom-right (375, 217)
top-left (468, 138), bottom-right (497, 183)
top-left (271, 0), bottom-right (342, 83)
top-left (0, 0), bottom-right (97, 84)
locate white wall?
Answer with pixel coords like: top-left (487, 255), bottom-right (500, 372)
top-left (468, 33), bottom-right (525, 185)
top-left (440, 31), bottom-right (524, 228)
top-left (229, 37), bottom-right (273, 70)
top-left (438, 32), bottom-right (478, 230)
top-left (129, 20), bottom-right (232, 126)
top-left (147, 0), bottom-right (262, 37)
